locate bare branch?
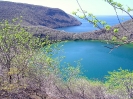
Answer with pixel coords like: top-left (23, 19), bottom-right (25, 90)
top-left (76, 0), bottom-right (103, 30)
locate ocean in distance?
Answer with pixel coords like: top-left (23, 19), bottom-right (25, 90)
top-left (57, 15), bottom-right (131, 33)
top-left (55, 16), bottom-right (133, 80)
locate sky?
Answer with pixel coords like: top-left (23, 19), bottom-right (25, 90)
top-left (2, 0), bottom-right (133, 15)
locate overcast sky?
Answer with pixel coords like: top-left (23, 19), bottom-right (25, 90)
top-left (2, 0), bottom-right (133, 15)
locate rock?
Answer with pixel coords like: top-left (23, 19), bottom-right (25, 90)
top-left (130, 34), bottom-right (133, 39)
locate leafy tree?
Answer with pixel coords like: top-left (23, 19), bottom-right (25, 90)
top-left (0, 18), bottom-right (56, 93)
top-left (105, 68), bottom-right (133, 99)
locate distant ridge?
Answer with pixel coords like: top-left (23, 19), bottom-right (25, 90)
top-left (0, 1), bottom-right (81, 28)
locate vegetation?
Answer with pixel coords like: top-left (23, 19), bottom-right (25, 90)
top-left (0, 19), bottom-right (133, 99)
top-left (0, 19), bottom-right (60, 98)
top-left (0, 0), bottom-right (133, 99)
top-left (105, 68), bottom-right (133, 98)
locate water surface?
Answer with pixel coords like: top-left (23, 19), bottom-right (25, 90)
top-left (55, 16), bottom-right (133, 79)
top-left (55, 41), bottom-right (133, 79)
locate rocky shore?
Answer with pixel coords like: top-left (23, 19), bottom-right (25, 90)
top-left (26, 19), bottom-right (133, 42)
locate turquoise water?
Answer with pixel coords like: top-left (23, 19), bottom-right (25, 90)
top-left (55, 41), bottom-right (133, 80)
top-left (55, 16), bottom-right (133, 79)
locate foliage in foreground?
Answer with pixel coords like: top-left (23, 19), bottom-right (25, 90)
top-left (0, 19), bottom-right (133, 99)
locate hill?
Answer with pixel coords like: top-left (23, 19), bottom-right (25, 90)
top-left (0, 1), bottom-right (81, 28)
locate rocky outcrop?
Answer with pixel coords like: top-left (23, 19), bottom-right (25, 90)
top-left (0, 1), bottom-right (81, 28)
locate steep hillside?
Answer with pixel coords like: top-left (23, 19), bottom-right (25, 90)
top-left (0, 1), bottom-right (81, 28)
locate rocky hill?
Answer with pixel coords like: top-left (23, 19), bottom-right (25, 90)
top-left (0, 1), bottom-right (81, 28)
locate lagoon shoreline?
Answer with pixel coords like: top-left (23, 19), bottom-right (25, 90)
top-left (26, 19), bottom-right (133, 43)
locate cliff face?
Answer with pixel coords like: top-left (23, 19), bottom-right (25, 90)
top-left (0, 1), bottom-right (81, 28)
